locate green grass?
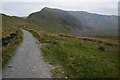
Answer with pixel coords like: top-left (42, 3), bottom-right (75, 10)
top-left (2, 30), bottom-right (23, 67)
top-left (2, 13), bottom-right (119, 78)
top-left (2, 14), bottom-right (28, 38)
top-left (28, 29), bottom-right (119, 78)
top-left (42, 39), bottom-right (118, 78)
top-left (27, 9), bottom-right (75, 35)
top-left (92, 35), bottom-right (118, 40)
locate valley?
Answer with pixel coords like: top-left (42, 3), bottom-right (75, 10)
top-left (1, 7), bottom-right (119, 78)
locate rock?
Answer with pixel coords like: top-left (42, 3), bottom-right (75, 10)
top-left (34, 66), bottom-right (36, 68)
top-left (62, 71), bottom-right (64, 74)
top-left (28, 60), bottom-right (31, 62)
top-left (18, 73), bottom-right (22, 75)
top-left (17, 67), bottom-right (20, 69)
top-left (8, 65), bottom-right (12, 68)
top-left (32, 69), bottom-right (35, 72)
top-left (52, 67), bottom-right (55, 70)
top-left (10, 69), bottom-right (13, 72)
top-left (65, 77), bottom-right (68, 79)
top-left (5, 77), bottom-right (7, 78)
top-left (49, 65), bottom-right (52, 68)
top-left (0, 58), bottom-right (2, 61)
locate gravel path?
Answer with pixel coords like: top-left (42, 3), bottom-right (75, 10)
top-left (2, 30), bottom-right (52, 78)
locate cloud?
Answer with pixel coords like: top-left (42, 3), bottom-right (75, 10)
top-left (1, 2), bottom-right (118, 17)
top-left (1, 0), bottom-right (119, 2)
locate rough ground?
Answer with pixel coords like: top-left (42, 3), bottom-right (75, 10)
top-left (2, 30), bottom-right (52, 78)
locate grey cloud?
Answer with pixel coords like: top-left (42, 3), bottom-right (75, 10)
top-left (2, 2), bottom-right (118, 17)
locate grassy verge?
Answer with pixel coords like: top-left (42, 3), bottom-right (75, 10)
top-left (43, 39), bottom-right (118, 78)
top-left (28, 29), bottom-right (119, 78)
top-left (2, 30), bottom-right (23, 67)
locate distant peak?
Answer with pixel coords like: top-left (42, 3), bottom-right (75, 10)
top-left (41, 7), bottom-right (51, 11)
top-left (44, 7), bottom-right (50, 9)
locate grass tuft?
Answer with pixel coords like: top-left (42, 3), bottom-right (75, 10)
top-left (98, 45), bottom-right (105, 51)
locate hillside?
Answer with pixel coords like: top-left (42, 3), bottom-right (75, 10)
top-left (1, 14), bottom-right (41, 38)
top-left (27, 7), bottom-right (82, 35)
top-left (69, 11), bottom-right (118, 36)
top-left (2, 7), bottom-right (118, 37)
top-left (28, 29), bottom-right (118, 78)
top-left (2, 14), bottom-right (27, 37)
top-left (27, 7), bottom-right (118, 36)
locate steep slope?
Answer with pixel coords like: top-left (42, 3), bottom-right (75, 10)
top-left (27, 7), bottom-right (118, 36)
top-left (27, 7), bottom-right (83, 35)
top-left (69, 11), bottom-right (118, 36)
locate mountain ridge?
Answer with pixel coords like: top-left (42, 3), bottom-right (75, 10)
top-left (2, 7), bottom-right (118, 37)
top-left (27, 7), bottom-right (118, 36)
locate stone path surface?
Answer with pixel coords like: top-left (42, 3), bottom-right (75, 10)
top-left (2, 30), bottom-right (52, 78)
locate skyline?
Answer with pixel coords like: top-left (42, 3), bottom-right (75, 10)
top-left (1, 1), bottom-right (119, 17)
top-left (1, 0), bottom-right (119, 2)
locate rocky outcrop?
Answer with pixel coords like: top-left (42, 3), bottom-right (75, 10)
top-left (2, 31), bottom-right (18, 46)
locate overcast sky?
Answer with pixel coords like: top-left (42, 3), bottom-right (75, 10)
top-left (0, 0), bottom-right (119, 17)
